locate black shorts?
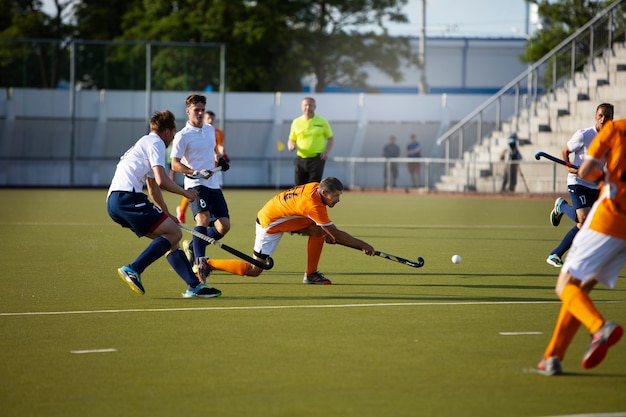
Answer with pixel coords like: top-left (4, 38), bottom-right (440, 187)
top-left (189, 186), bottom-right (230, 220)
top-left (567, 184), bottom-right (600, 210)
top-left (107, 191), bottom-right (167, 237)
top-left (294, 154), bottom-right (325, 185)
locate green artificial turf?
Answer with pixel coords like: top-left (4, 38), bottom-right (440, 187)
top-left (1, 189), bottom-right (625, 417)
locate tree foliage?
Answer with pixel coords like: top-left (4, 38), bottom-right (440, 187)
top-left (0, 0), bottom-right (416, 92)
top-left (0, 0), bottom-right (74, 87)
top-left (521, 0), bottom-right (612, 64)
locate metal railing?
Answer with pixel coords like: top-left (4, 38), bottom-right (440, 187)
top-left (435, 0), bottom-right (626, 172)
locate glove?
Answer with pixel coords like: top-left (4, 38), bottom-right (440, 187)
top-left (222, 153), bottom-right (230, 163)
top-left (217, 156), bottom-right (230, 172)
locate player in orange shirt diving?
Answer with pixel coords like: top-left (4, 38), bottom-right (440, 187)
top-left (204, 176), bottom-right (375, 284)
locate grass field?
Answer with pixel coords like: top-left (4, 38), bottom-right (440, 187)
top-left (1, 188), bottom-right (625, 417)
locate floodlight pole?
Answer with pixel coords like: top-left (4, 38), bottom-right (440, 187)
top-left (418, 0), bottom-right (429, 94)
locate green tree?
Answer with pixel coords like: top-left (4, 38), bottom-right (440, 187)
top-left (115, 0), bottom-right (415, 92)
top-left (521, 0), bottom-right (612, 64)
top-left (0, 0), bottom-right (74, 87)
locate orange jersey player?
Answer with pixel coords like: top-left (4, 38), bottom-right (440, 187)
top-left (537, 118), bottom-right (626, 376)
top-left (205, 177), bottom-right (375, 284)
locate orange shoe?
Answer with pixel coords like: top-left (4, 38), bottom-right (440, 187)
top-left (176, 206), bottom-right (185, 223)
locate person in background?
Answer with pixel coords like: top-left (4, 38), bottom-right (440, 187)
top-left (546, 103), bottom-right (614, 268)
top-left (106, 110), bottom-right (220, 298)
top-left (288, 97), bottom-right (334, 185)
top-left (499, 133), bottom-right (522, 193)
top-left (200, 177), bottom-right (375, 285)
top-left (536, 117), bottom-right (625, 376)
top-left (382, 135), bottom-right (400, 188)
top-left (406, 134), bottom-right (421, 187)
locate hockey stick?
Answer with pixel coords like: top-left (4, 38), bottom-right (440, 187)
top-left (374, 251), bottom-right (425, 268)
top-left (185, 166), bottom-right (222, 179)
top-left (534, 151), bottom-right (579, 169)
top-left (179, 224), bottom-right (274, 270)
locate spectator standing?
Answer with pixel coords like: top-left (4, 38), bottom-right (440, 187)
top-left (382, 135), bottom-right (400, 188)
top-left (407, 134), bottom-right (421, 187)
top-left (499, 133), bottom-right (522, 193)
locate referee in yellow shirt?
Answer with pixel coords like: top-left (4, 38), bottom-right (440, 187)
top-left (288, 97), bottom-right (334, 185)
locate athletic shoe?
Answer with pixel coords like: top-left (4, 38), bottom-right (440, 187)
top-left (117, 266), bottom-right (145, 295)
top-left (182, 283), bottom-right (222, 298)
top-left (549, 197), bottom-right (565, 227)
top-left (582, 321), bottom-right (624, 369)
top-left (546, 254), bottom-right (563, 267)
top-left (176, 206), bottom-right (185, 223)
top-left (536, 356), bottom-right (563, 376)
top-left (182, 240), bottom-right (194, 264)
top-left (194, 256), bottom-right (211, 284)
top-left (303, 271), bottom-right (332, 285)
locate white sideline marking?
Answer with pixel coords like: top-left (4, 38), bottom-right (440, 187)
top-left (540, 413), bottom-right (626, 417)
top-left (499, 332), bottom-right (543, 336)
top-left (70, 348), bottom-right (117, 354)
top-left (1, 299), bottom-right (625, 317)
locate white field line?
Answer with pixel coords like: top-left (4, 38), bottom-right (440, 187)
top-left (0, 221), bottom-right (550, 229)
top-left (70, 348), bottom-right (117, 354)
top-left (2, 299), bottom-right (625, 318)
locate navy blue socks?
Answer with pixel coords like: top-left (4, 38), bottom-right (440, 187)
top-left (130, 236), bottom-right (171, 274)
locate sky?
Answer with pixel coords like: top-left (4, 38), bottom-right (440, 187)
top-left (41, 0), bottom-right (534, 39)
top-left (389, 0), bottom-right (533, 38)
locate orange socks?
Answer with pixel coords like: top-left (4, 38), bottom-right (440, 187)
top-left (543, 283), bottom-right (604, 362)
top-left (543, 305), bottom-right (581, 361)
top-left (306, 236), bottom-right (325, 275)
top-left (560, 283), bottom-right (604, 334)
top-left (207, 259), bottom-right (249, 276)
top-left (179, 196), bottom-right (189, 212)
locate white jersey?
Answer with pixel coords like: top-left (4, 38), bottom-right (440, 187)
top-left (107, 133), bottom-right (165, 197)
top-left (566, 126), bottom-right (598, 189)
top-left (171, 122), bottom-right (220, 190)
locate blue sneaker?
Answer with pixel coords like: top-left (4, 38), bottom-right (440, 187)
top-left (550, 197), bottom-right (566, 227)
top-left (182, 284), bottom-right (222, 299)
top-left (117, 266), bottom-right (145, 295)
top-left (546, 254), bottom-right (563, 267)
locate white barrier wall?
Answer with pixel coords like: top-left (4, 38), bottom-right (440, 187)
top-left (0, 89), bottom-right (514, 187)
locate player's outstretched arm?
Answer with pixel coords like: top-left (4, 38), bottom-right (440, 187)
top-left (322, 224), bottom-right (375, 255)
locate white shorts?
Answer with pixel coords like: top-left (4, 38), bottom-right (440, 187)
top-left (563, 228), bottom-right (626, 288)
top-left (253, 222), bottom-right (283, 256)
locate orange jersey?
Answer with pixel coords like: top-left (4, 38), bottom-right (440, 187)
top-left (214, 127), bottom-right (224, 147)
top-left (257, 182), bottom-right (333, 233)
top-left (585, 119), bottom-right (626, 239)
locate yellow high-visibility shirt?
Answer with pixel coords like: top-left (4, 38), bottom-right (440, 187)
top-left (289, 114), bottom-right (333, 158)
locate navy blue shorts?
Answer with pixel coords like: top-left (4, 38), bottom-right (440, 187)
top-left (189, 186), bottom-right (230, 220)
top-left (107, 191), bottom-right (168, 237)
top-left (567, 184), bottom-right (600, 211)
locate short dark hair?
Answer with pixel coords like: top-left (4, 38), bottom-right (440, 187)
top-left (206, 110), bottom-right (216, 117)
top-left (186, 94), bottom-right (206, 107)
top-left (596, 103), bottom-right (614, 119)
top-left (319, 177), bottom-right (343, 193)
top-left (149, 110), bottom-right (176, 132)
